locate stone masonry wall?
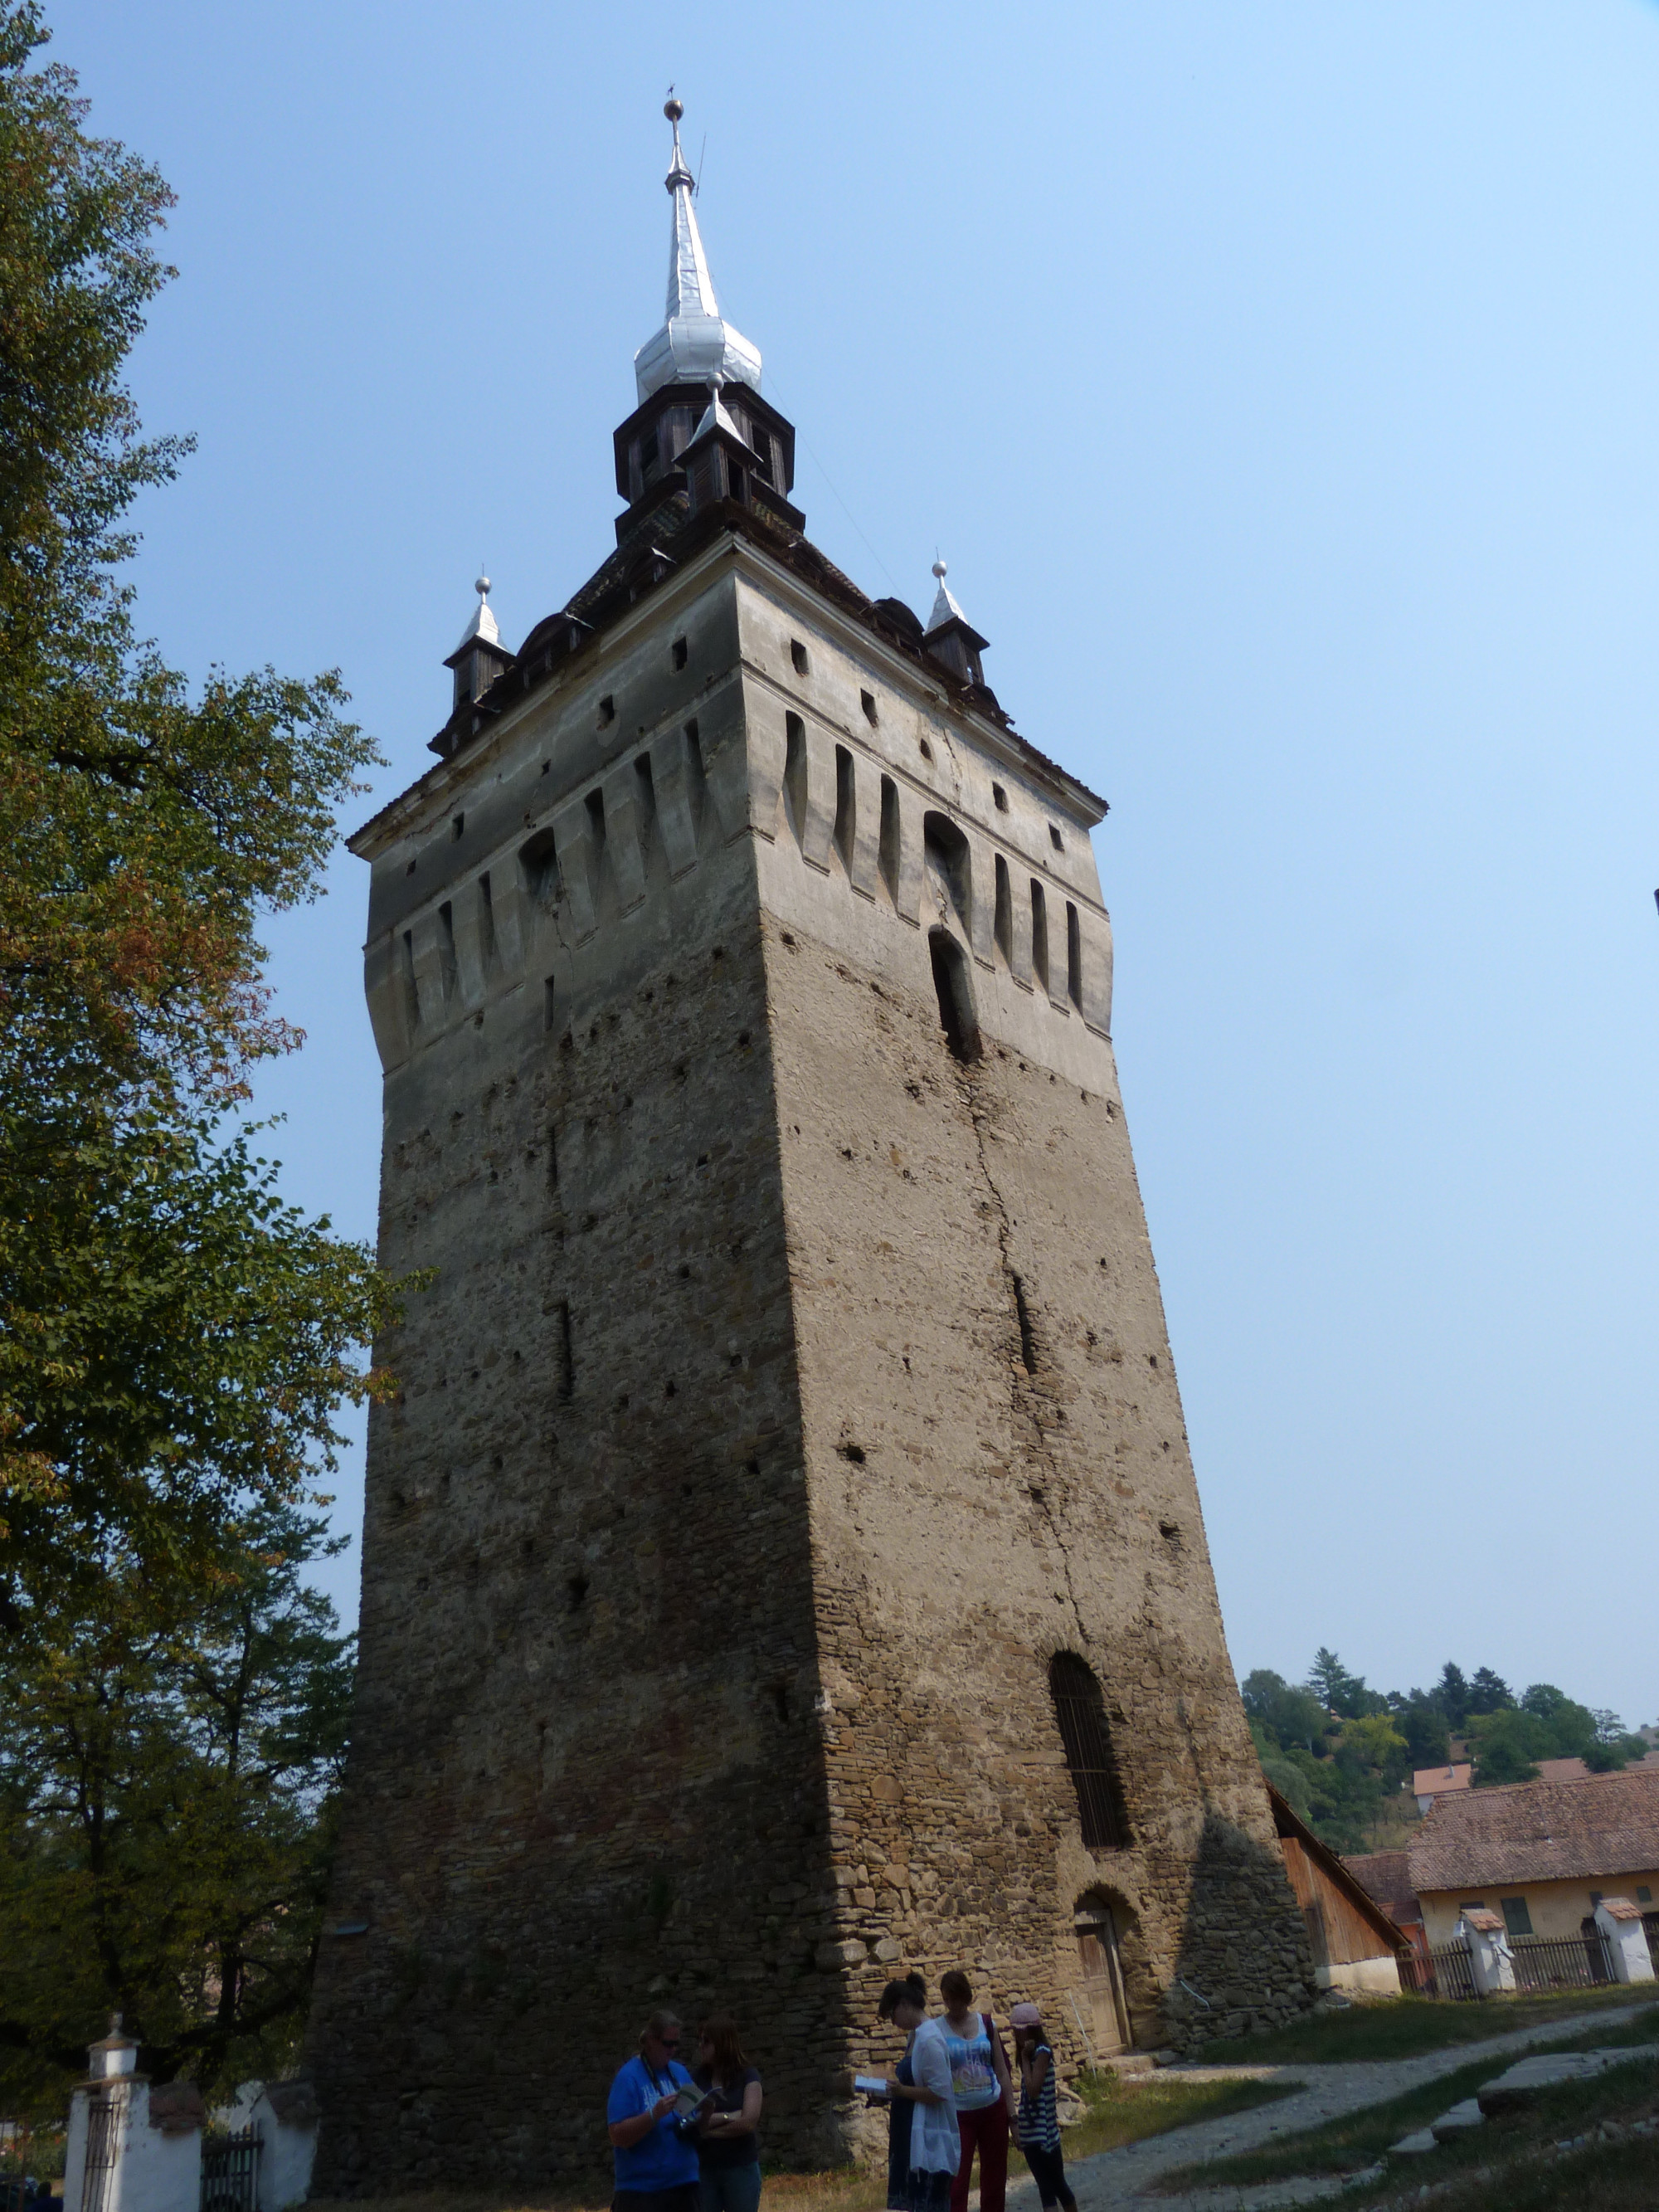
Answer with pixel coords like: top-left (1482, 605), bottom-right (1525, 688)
top-left (307, 535), bottom-right (1313, 2195)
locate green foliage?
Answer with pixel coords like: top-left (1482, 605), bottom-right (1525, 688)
top-left (0, 3), bottom-right (391, 1617)
top-left (1247, 1648), bottom-right (1646, 1844)
top-left (1242, 1669), bottom-right (1330, 1752)
top-left (0, 1503), bottom-right (354, 2115)
top-left (0, 4), bottom-right (410, 2115)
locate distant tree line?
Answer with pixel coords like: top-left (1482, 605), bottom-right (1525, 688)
top-left (1243, 1649), bottom-right (1652, 1854)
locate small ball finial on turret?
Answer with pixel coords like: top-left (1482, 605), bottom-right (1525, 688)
top-left (932, 558), bottom-right (948, 582)
top-left (475, 574), bottom-right (490, 602)
top-left (664, 92), bottom-right (684, 124)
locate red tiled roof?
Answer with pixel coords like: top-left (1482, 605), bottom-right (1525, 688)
top-left (1408, 1766), bottom-right (1659, 1893)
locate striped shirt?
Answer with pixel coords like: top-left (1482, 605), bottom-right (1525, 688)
top-left (1015, 2044), bottom-right (1060, 2151)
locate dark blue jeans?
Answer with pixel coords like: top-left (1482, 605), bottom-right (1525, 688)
top-left (698, 2165), bottom-right (761, 2212)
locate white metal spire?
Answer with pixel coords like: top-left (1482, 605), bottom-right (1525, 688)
top-left (925, 558), bottom-right (967, 636)
top-left (455, 573), bottom-right (500, 653)
top-left (633, 95), bottom-right (762, 404)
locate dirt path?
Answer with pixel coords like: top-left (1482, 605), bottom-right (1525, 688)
top-left (1000, 2000), bottom-right (1653, 2212)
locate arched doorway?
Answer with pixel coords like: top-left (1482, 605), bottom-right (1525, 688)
top-left (1074, 1894), bottom-right (1131, 2057)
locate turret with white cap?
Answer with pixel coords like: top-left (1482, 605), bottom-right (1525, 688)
top-left (922, 559), bottom-right (990, 689)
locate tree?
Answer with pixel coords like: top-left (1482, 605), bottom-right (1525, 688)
top-left (1435, 1662), bottom-right (1471, 1728)
top-left (1389, 1694), bottom-right (1450, 1769)
top-left (0, 2), bottom-right (386, 1617)
top-left (1241, 1669), bottom-right (1330, 1753)
top-left (1468, 1706), bottom-right (1552, 1786)
top-left (1336, 1713), bottom-right (1410, 1781)
top-left (0, 1104), bottom-right (397, 1635)
top-left (1468, 1667), bottom-right (1515, 1716)
top-left (0, 1502), bottom-right (353, 2115)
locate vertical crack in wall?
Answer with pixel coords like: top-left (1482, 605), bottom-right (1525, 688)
top-left (958, 1070), bottom-right (1086, 1642)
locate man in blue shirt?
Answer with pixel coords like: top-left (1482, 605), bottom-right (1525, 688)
top-left (607, 2010), bottom-right (700, 2212)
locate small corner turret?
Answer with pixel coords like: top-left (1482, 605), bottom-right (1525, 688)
top-left (432, 576), bottom-right (513, 758)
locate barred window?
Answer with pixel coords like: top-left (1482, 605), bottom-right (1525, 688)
top-left (1048, 1652), bottom-right (1129, 1850)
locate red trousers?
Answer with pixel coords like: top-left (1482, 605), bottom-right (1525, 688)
top-left (950, 2102), bottom-right (1009, 2212)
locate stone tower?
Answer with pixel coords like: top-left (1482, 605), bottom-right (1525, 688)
top-left (305, 103), bottom-right (1314, 2195)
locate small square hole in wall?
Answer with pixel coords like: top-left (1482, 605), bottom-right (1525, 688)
top-left (791, 639), bottom-right (809, 676)
top-left (1048, 822), bottom-right (1064, 851)
top-left (919, 737), bottom-right (933, 763)
top-left (405, 858), bottom-right (416, 875)
top-left (672, 636), bottom-right (688, 670)
top-left (451, 813), bottom-right (465, 840)
top-left (598, 694), bottom-right (615, 727)
top-left (992, 783), bottom-right (1009, 813)
top-left (861, 689), bottom-right (878, 727)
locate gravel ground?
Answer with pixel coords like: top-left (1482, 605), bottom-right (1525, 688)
top-left (997, 2000), bottom-right (1654, 2212)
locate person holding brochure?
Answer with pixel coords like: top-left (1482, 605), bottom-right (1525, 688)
top-left (864, 1979), bottom-right (958, 2212)
top-left (690, 2015), bottom-right (764, 2212)
top-left (872, 1974), bottom-right (927, 2209)
top-left (607, 2010), bottom-right (701, 2212)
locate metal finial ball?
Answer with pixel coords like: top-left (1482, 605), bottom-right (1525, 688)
top-left (475, 575), bottom-right (490, 599)
top-left (932, 559), bottom-right (948, 580)
top-left (664, 95), bottom-right (684, 124)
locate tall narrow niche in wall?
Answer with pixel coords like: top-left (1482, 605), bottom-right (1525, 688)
top-left (437, 903), bottom-right (459, 1002)
top-left (479, 873), bottom-right (498, 972)
top-left (783, 713), bottom-right (807, 849)
top-left (1031, 880), bottom-right (1050, 996)
top-left (994, 854), bottom-right (1013, 964)
top-left (928, 928), bottom-right (981, 1064)
top-left (878, 776), bottom-right (902, 905)
top-left (634, 752), bottom-right (659, 870)
top-left (923, 811), bottom-right (971, 935)
top-left (1066, 901), bottom-right (1082, 1011)
top-left (1048, 1651), bottom-right (1130, 1848)
top-left (833, 745), bottom-right (855, 875)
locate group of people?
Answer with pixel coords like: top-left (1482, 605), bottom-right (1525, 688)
top-left (873, 1971), bottom-right (1076, 2212)
top-left (604, 1977), bottom-right (1076, 2212)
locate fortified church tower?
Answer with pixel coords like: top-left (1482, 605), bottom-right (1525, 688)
top-left (306, 104), bottom-right (1314, 2194)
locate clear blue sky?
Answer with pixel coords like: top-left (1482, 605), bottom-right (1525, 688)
top-left (49, 0), bottom-right (1659, 1726)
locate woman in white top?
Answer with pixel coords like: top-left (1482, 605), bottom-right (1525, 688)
top-left (874, 1984), bottom-right (958, 2212)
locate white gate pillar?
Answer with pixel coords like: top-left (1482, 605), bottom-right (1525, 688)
top-left (1595, 1898), bottom-right (1657, 1983)
top-left (1456, 1909), bottom-right (1515, 1995)
top-left (63, 2020), bottom-right (203, 2212)
top-left (251, 2083), bottom-right (319, 2212)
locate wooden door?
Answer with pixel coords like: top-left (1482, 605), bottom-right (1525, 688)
top-left (1077, 1910), bottom-right (1130, 2055)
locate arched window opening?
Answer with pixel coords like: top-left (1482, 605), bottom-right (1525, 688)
top-left (929, 928), bottom-right (981, 1064)
top-left (1049, 1651), bottom-right (1129, 1849)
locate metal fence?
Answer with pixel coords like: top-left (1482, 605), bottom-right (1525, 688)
top-left (199, 2128), bottom-right (260, 2212)
top-left (81, 2096), bottom-right (119, 2212)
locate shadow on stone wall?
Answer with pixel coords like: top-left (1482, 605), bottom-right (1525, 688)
top-left (1162, 1811), bottom-right (1317, 2053)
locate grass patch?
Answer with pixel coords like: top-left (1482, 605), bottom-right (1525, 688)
top-left (1202, 1981), bottom-right (1655, 2066)
top-left (1156, 2005), bottom-right (1659, 2196)
top-left (1345, 2047), bottom-right (1659, 2209)
top-left (1044, 2067), bottom-right (1301, 2165)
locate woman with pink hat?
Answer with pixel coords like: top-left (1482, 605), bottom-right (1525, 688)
top-left (1010, 2005), bottom-right (1075, 2212)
